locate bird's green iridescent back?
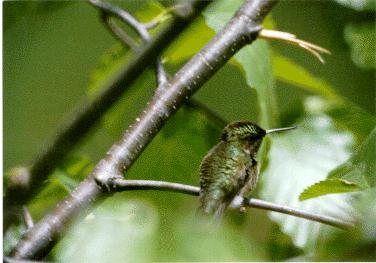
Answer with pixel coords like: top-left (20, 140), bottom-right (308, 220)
top-left (199, 140), bottom-right (258, 216)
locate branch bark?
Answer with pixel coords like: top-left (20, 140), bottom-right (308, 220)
top-left (11, 0), bottom-right (277, 259)
top-left (4, 0), bottom-right (209, 227)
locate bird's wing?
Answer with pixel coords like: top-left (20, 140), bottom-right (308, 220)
top-left (238, 159), bottom-right (259, 198)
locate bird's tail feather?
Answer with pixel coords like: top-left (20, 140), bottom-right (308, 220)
top-left (196, 201), bottom-right (227, 229)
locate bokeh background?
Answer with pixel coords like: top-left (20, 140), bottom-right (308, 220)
top-left (4, 0), bottom-right (375, 261)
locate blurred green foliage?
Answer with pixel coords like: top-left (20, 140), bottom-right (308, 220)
top-left (344, 22), bottom-right (375, 69)
top-left (3, 0), bottom-right (376, 261)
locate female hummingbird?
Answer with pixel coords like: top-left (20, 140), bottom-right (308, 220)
top-left (198, 121), bottom-right (295, 218)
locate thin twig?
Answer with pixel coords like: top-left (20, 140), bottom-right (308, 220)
top-left (89, 0), bottom-right (150, 41)
top-left (102, 14), bottom-right (139, 50)
top-left (106, 179), bottom-right (354, 230)
top-left (242, 198), bottom-right (353, 230)
top-left (12, 0), bottom-right (277, 259)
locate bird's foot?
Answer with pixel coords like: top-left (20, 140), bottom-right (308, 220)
top-left (239, 206), bottom-right (247, 213)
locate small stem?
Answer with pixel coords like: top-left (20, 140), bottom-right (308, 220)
top-left (102, 14), bottom-right (139, 50)
top-left (105, 179), bottom-right (355, 230)
top-left (22, 206), bottom-right (34, 229)
top-left (89, 0), bottom-right (150, 41)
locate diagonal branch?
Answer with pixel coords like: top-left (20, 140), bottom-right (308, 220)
top-left (11, 0), bottom-right (277, 259)
top-left (4, 0), bottom-right (209, 229)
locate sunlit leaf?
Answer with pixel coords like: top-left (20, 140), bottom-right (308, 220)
top-left (133, 0), bottom-right (165, 24)
top-left (299, 178), bottom-right (362, 201)
top-left (260, 111), bottom-right (355, 249)
top-left (298, 113), bottom-right (376, 202)
top-left (344, 23), bottom-right (375, 69)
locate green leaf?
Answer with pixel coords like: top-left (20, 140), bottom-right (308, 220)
top-left (328, 127), bottom-right (376, 187)
top-left (203, 0), bottom-right (278, 127)
top-left (272, 54), bottom-right (339, 100)
top-left (234, 41), bottom-right (278, 127)
top-left (260, 111), bottom-right (355, 250)
top-left (344, 23), bottom-right (375, 69)
top-left (133, 0), bottom-right (165, 24)
top-left (299, 178), bottom-right (362, 201)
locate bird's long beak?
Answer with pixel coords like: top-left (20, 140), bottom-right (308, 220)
top-left (266, 126), bottom-right (297, 134)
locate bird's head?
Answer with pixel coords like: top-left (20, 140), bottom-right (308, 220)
top-left (221, 121), bottom-right (296, 145)
top-left (221, 121), bottom-right (266, 142)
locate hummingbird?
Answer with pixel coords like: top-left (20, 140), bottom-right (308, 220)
top-left (198, 121), bottom-right (295, 218)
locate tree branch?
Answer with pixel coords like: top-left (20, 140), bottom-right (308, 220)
top-left (105, 179), bottom-right (354, 230)
top-left (4, 0), bottom-right (209, 227)
top-left (11, 0), bottom-right (277, 259)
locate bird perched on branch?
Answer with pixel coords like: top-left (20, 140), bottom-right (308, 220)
top-left (198, 121), bottom-right (295, 218)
